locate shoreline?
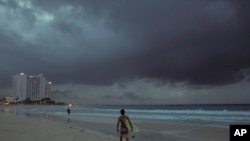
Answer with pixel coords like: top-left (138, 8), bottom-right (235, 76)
top-left (1, 105), bottom-right (229, 141)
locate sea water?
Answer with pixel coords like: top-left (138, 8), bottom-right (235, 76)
top-left (29, 104), bottom-right (250, 127)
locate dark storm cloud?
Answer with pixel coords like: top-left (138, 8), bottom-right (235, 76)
top-left (1, 0), bottom-right (250, 89)
top-left (102, 91), bottom-right (152, 101)
top-left (122, 92), bottom-right (152, 101)
top-left (52, 89), bottom-right (74, 99)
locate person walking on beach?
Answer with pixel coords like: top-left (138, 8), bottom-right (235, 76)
top-left (67, 108), bottom-right (71, 116)
top-left (117, 109), bottom-right (133, 141)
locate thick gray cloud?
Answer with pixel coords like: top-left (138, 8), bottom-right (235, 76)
top-left (102, 91), bottom-right (152, 101)
top-left (1, 0), bottom-right (250, 91)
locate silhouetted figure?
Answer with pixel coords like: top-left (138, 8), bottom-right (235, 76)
top-left (117, 109), bottom-right (133, 141)
top-left (67, 108), bottom-right (71, 116)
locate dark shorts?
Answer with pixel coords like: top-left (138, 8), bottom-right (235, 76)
top-left (120, 127), bottom-right (128, 134)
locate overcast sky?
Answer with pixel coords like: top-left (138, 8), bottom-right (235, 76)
top-left (1, 0), bottom-right (250, 105)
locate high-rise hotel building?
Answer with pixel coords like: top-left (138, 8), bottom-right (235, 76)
top-left (12, 73), bottom-right (52, 101)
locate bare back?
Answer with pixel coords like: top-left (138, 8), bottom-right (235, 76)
top-left (118, 115), bottom-right (129, 128)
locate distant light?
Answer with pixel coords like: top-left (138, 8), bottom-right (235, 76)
top-left (29, 75), bottom-right (35, 78)
top-left (48, 81), bottom-right (52, 84)
top-left (69, 101), bottom-right (72, 107)
top-left (20, 73), bottom-right (24, 75)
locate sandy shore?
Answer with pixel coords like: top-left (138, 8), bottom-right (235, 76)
top-left (1, 105), bottom-right (229, 141)
top-left (0, 112), bottom-right (114, 141)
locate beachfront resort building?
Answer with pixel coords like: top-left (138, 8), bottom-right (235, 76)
top-left (12, 73), bottom-right (52, 101)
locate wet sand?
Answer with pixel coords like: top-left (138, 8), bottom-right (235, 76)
top-left (0, 113), bottom-right (115, 141)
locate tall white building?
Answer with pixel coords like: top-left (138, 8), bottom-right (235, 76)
top-left (12, 73), bottom-right (52, 101)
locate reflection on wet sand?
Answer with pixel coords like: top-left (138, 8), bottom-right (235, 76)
top-left (1, 106), bottom-right (56, 121)
top-left (1, 106), bottom-right (74, 127)
top-left (25, 112), bottom-right (50, 120)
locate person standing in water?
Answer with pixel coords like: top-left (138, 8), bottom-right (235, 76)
top-left (117, 109), bottom-right (133, 141)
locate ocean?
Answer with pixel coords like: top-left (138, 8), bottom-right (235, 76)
top-left (13, 104), bottom-right (250, 127)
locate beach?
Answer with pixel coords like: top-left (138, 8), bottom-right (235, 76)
top-left (1, 105), bottom-right (230, 141)
top-left (0, 111), bottom-right (115, 141)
